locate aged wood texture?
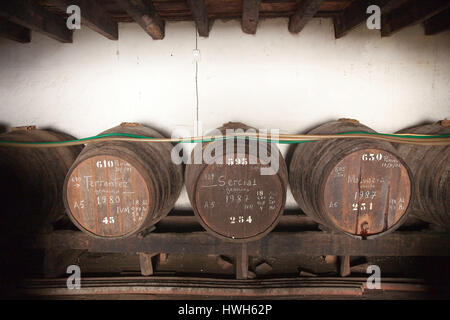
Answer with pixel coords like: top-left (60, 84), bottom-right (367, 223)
top-left (22, 276), bottom-right (439, 299)
top-left (381, 0), bottom-right (450, 36)
top-left (0, 127), bottom-right (82, 235)
top-left (395, 121), bottom-right (450, 228)
top-left (289, 119), bottom-right (412, 239)
top-left (242, 0), bottom-right (261, 34)
top-left (185, 122), bottom-right (288, 242)
top-left (51, 0), bottom-right (118, 40)
top-left (236, 243), bottom-right (249, 279)
top-left (43, 249), bottom-right (84, 278)
top-left (0, 0), bottom-right (72, 43)
top-left (26, 230), bottom-right (450, 256)
top-left (139, 252), bottom-right (156, 276)
top-left (187, 0), bottom-right (209, 37)
top-left (63, 123), bottom-right (183, 239)
top-left (288, 0), bottom-right (324, 33)
top-left (38, 0), bottom-right (349, 23)
top-left (339, 255), bottom-right (351, 277)
top-left (0, 17), bottom-right (30, 43)
top-left (116, 0), bottom-right (165, 39)
top-left (333, 0), bottom-right (410, 39)
top-left (424, 7), bottom-right (450, 35)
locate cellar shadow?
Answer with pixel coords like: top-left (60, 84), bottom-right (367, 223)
top-left (0, 122), bottom-right (9, 134)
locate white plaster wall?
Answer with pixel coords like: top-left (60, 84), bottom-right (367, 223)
top-left (0, 18), bottom-right (449, 209)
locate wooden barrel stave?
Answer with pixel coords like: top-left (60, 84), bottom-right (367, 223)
top-left (63, 123), bottom-right (183, 239)
top-left (395, 121), bottom-right (449, 228)
top-left (185, 122), bottom-right (288, 242)
top-left (289, 119), bottom-right (412, 239)
top-left (0, 128), bottom-right (82, 234)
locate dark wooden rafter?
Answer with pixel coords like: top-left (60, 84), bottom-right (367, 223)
top-left (187, 0), bottom-right (209, 37)
top-left (0, 0), bottom-right (72, 43)
top-left (381, 0), bottom-right (450, 36)
top-left (380, 0), bottom-right (411, 13)
top-left (242, 0), bottom-right (261, 34)
top-left (50, 0), bottom-right (118, 40)
top-left (333, 0), bottom-right (410, 39)
top-left (1, 1), bottom-right (447, 43)
top-left (288, 0), bottom-right (324, 33)
top-left (0, 17), bottom-right (30, 43)
top-left (116, 0), bottom-right (165, 40)
top-left (424, 7), bottom-right (450, 35)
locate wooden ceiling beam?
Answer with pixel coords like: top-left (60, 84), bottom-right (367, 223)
top-left (424, 7), bottom-right (450, 35)
top-left (333, 0), bottom-right (409, 39)
top-left (380, 0), bottom-right (411, 13)
top-left (0, 0), bottom-right (72, 43)
top-left (0, 17), bottom-right (31, 43)
top-left (116, 0), bottom-right (165, 40)
top-left (187, 0), bottom-right (209, 37)
top-left (381, 0), bottom-right (450, 36)
top-left (51, 0), bottom-right (118, 40)
top-left (242, 0), bottom-right (261, 34)
top-left (288, 0), bottom-right (324, 34)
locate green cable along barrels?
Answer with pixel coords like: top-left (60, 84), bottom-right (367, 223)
top-left (395, 120), bottom-right (450, 229)
top-left (185, 122), bottom-right (288, 242)
top-left (289, 119), bottom-right (413, 239)
top-left (0, 126), bottom-right (82, 236)
top-left (63, 123), bottom-right (183, 239)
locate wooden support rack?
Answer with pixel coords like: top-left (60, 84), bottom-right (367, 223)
top-left (8, 212), bottom-right (447, 281)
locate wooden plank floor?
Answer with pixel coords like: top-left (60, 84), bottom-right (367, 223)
top-left (18, 276), bottom-right (450, 299)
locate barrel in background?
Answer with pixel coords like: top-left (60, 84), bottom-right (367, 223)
top-left (63, 123), bottom-right (183, 239)
top-left (185, 122), bottom-right (288, 242)
top-left (0, 126), bottom-right (82, 235)
top-left (289, 119), bottom-right (413, 239)
top-left (395, 120), bottom-right (449, 229)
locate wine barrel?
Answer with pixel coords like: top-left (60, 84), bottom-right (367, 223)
top-left (185, 122), bottom-right (288, 242)
top-left (63, 123), bottom-right (183, 239)
top-left (289, 119), bottom-right (413, 239)
top-left (395, 120), bottom-right (449, 228)
top-left (0, 126), bottom-right (82, 235)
